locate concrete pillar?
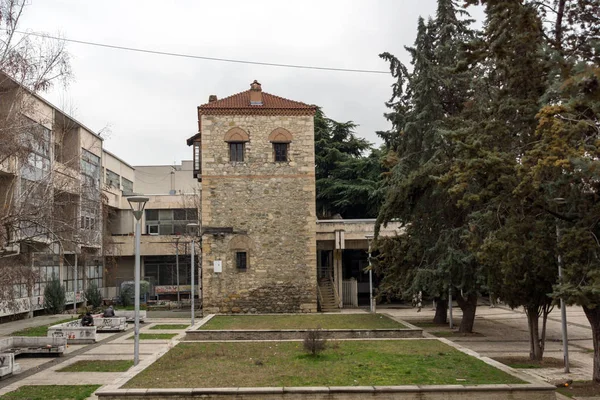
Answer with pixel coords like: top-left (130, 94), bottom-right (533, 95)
top-left (334, 249), bottom-right (343, 308)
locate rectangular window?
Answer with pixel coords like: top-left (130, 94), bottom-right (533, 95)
top-left (274, 143), bottom-right (288, 162)
top-left (148, 225), bottom-right (159, 235)
top-left (229, 143), bottom-right (244, 162)
top-left (106, 169), bottom-right (120, 189)
top-left (193, 142), bottom-right (201, 178)
top-left (122, 177), bottom-right (133, 194)
top-left (236, 252), bottom-right (247, 271)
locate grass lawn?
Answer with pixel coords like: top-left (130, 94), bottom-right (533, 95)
top-left (150, 324), bottom-right (189, 330)
top-left (10, 317), bottom-right (78, 337)
top-left (557, 381), bottom-right (600, 398)
top-left (57, 360), bottom-right (133, 372)
top-left (431, 331), bottom-right (484, 338)
top-left (199, 314), bottom-right (405, 330)
top-left (124, 340), bottom-right (523, 388)
top-left (127, 333), bottom-right (177, 340)
top-left (1, 385), bottom-right (101, 400)
top-left (493, 356), bottom-right (568, 369)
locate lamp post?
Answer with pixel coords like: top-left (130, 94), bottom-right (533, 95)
top-left (187, 223), bottom-right (199, 326)
top-left (175, 236), bottom-right (181, 305)
top-left (365, 234), bottom-right (374, 313)
top-left (127, 195), bottom-right (149, 367)
top-left (553, 198), bottom-right (570, 373)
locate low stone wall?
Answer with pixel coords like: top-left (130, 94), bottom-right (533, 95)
top-left (94, 317), bottom-right (128, 332)
top-left (0, 336), bottom-right (66, 356)
top-left (47, 320), bottom-right (97, 344)
top-left (97, 384), bottom-right (556, 400)
top-left (184, 328), bottom-right (422, 341)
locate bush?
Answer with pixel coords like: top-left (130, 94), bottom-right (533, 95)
top-left (44, 275), bottom-right (66, 314)
top-left (119, 286), bottom-right (134, 307)
top-left (303, 328), bottom-right (327, 356)
top-left (84, 281), bottom-right (103, 309)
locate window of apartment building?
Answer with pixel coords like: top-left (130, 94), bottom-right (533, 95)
top-left (144, 256), bottom-right (191, 286)
top-left (20, 120), bottom-right (51, 182)
top-left (145, 208), bottom-right (198, 235)
top-left (229, 142), bottom-right (244, 162)
top-left (87, 261), bottom-right (103, 289)
top-left (236, 252), bottom-right (247, 271)
top-left (63, 261), bottom-right (84, 293)
top-left (81, 149), bottom-right (101, 179)
top-left (122, 177), bottom-right (133, 194)
top-left (106, 169), bottom-right (120, 189)
top-left (273, 143), bottom-right (288, 162)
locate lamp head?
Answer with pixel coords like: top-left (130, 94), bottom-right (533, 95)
top-left (127, 196), bottom-right (149, 221)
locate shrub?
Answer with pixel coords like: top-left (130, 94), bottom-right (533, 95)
top-left (84, 281), bottom-right (103, 309)
top-left (303, 328), bottom-right (327, 356)
top-left (44, 275), bottom-right (66, 314)
top-left (119, 286), bottom-right (134, 307)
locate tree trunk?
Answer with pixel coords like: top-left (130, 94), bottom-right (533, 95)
top-left (583, 305), bottom-right (600, 383)
top-left (526, 306), bottom-right (543, 361)
top-left (456, 293), bottom-right (477, 333)
top-left (433, 297), bottom-right (448, 324)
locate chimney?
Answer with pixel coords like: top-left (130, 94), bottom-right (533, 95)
top-left (208, 95), bottom-right (218, 103)
top-left (249, 80), bottom-right (262, 105)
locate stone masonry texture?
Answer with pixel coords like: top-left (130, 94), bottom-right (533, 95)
top-left (200, 114), bottom-right (317, 313)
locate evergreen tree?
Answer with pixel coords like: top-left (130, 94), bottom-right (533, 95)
top-left (44, 275), bottom-right (66, 315)
top-left (315, 108), bottom-right (382, 218)
top-left (444, 0), bottom-right (552, 347)
top-left (376, 0), bottom-right (477, 331)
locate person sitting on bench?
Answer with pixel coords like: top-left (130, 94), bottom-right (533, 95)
top-left (103, 305), bottom-right (115, 317)
top-left (81, 312), bottom-right (94, 326)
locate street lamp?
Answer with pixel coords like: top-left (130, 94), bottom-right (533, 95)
top-left (127, 195), bottom-right (149, 367)
top-left (174, 236), bottom-right (181, 305)
top-left (187, 223), bottom-right (199, 326)
top-left (365, 234), bottom-right (374, 313)
top-left (553, 197), bottom-right (570, 373)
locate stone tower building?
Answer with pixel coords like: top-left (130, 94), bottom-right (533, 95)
top-left (191, 81), bottom-right (318, 313)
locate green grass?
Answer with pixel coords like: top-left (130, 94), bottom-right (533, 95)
top-left (127, 333), bottom-right (177, 340)
top-left (557, 381), bottom-right (600, 398)
top-left (150, 324), bottom-right (189, 330)
top-left (1, 385), bottom-right (101, 400)
top-left (57, 360), bottom-right (133, 372)
top-left (199, 314), bottom-right (406, 330)
top-left (10, 317), bottom-right (78, 337)
top-left (124, 340), bottom-right (523, 388)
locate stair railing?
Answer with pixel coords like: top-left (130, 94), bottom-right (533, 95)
top-left (328, 266), bottom-right (341, 309)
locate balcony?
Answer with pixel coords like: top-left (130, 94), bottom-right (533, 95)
top-left (110, 235), bottom-right (182, 257)
top-left (53, 162), bottom-right (81, 195)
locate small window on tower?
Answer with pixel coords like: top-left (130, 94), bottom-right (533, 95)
top-left (273, 143), bottom-right (288, 162)
top-left (236, 252), bottom-right (247, 271)
top-left (229, 142), bottom-right (244, 162)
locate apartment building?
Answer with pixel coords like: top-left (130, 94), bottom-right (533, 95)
top-left (0, 75), bottom-right (105, 318)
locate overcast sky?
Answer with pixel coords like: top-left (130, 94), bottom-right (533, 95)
top-left (20, 0), bottom-right (483, 166)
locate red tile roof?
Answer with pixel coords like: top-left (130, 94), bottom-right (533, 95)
top-left (198, 89), bottom-right (316, 116)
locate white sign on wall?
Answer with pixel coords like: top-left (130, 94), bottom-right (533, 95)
top-left (214, 260), bottom-right (222, 273)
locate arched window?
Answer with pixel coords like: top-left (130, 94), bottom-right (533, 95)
top-left (224, 128), bottom-right (249, 162)
top-left (268, 128), bottom-right (292, 162)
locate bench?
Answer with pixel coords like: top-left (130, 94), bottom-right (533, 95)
top-left (0, 353), bottom-right (20, 378)
top-left (0, 336), bottom-right (66, 358)
top-left (113, 310), bottom-right (146, 323)
top-left (47, 320), bottom-right (97, 344)
top-left (93, 316), bottom-right (127, 332)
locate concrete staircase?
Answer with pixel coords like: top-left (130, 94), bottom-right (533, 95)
top-left (318, 278), bottom-right (340, 312)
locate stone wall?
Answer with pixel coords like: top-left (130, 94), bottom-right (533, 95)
top-left (184, 328), bottom-right (422, 341)
top-left (200, 114), bottom-right (317, 314)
